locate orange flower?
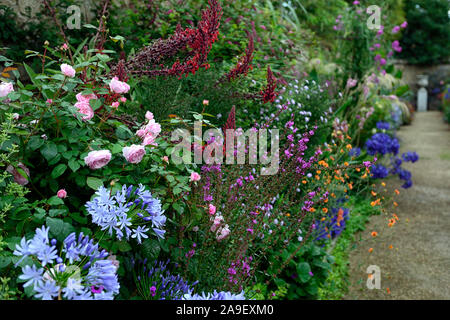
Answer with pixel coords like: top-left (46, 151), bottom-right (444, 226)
top-left (381, 182), bottom-right (386, 187)
top-left (393, 201), bottom-right (398, 207)
top-left (386, 288), bottom-right (391, 294)
top-left (394, 189), bottom-right (400, 195)
top-left (286, 213), bottom-right (291, 217)
top-left (330, 156), bottom-right (335, 161)
top-left (371, 191), bottom-right (377, 197)
top-left (315, 175), bottom-right (320, 180)
top-left (309, 208), bottom-right (316, 213)
top-left (368, 248), bottom-right (373, 253)
top-left (371, 231), bottom-right (378, 237)
top-left (331, 193), bottom-right (336, 198)
top-left (316, 170), bottom-right (321, 174)
top-left (344, 162), bottom-right (349, 166)
top-left (302, 180), bottom-right (307, 184)
top-left (322, 208), bottom-right (328, 213)
top-left (321, 217), bottom-right (326, 222)
top-left (388, 245), bottom-right (393, 249)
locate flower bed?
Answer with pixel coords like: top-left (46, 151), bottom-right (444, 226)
top-left (0, 1), bottom-right (419, 300)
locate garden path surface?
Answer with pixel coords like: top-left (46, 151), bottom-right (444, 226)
top-left (345, 111), bottom-right (450, 300)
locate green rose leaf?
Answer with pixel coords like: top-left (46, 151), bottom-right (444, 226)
top-left (40, 142), bottom-right (58, 161)
top-left (51, 164), bottom-right (67, 179)
top-left (86, 177), bottom-right (104, 190)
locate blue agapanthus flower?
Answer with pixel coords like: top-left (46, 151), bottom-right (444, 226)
top-left (370, 164), bottom-right (389, 179)
top-left (314, 207), bottom-right (350, 241)
top-left (85, 184), bottom-right (166, 243)
top-left (14, 227), bottom-right (120, 300)
top-left (183, 290), bottom-right (246, 300)
top-left (365, 133), bottom-right (399, 156)
top-left (133, 259), bottom-right (198, 300)
top-left (376, 121), bottom-right (390, 130)
top-left (402, 151), bottom-right (419, 163)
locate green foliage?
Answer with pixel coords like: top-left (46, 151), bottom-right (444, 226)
top-left (399, 0), bottom-right (450, 65)
top-left (318, 195), bottom-right (382, 300)
top-left (267, 242), bottom-right (334, 299)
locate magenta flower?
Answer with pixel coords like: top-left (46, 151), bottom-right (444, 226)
top-left (392, 26), bottom-right (401, 34)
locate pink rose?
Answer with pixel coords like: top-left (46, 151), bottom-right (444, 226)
top-left (216, 225), bottom-right (230, 241)
top-left (112, 101), bottom-right (120, 108)
top-left (122, 144), bottom-right (146, 164)
top-left (142, 135), bottom-right (158, 147)
top-left (6, 162), bottom-right (30, 185)
top-left (120, 97), bottom-right (127, 103)
top-left (109, 77), bottom-right (130, 94)
top-left (162, 156), bottom-right (169, 163)
top-left (60, 63), bottom-right (76, 78)
top-left (210, 215), bottom-right (223, 232)
top-left (84, 150), bottom-right (112, 169)
top-left (57, 189), bottom-right (67, 199)
top-left (0, 81), bottom-right (14, 98)
top-left (208, 204), bottom-right (216, 215)
top-left (190, 172), bottom-right (201, 182)
top-left (145, 111), bottom-right (154, 120)
top-left (203, 100), bottom-right (209, 106)
top-left (76, 93), bottom-right (97, 102)
top-left (74, 101), bottom-right (94, 121)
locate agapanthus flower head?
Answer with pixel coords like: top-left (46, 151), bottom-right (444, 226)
top-left (85, 184), bottom-right (166, 243)
top-left (402, 151), bottom-right (419, 163)
top-left (376, 121), bottom-right (390, 130)
top-left (365, 133), bottom-right (399, 156)
top-left (370, 164), bottom-right (390, 179)
top-left (183, 289), bottom-right (246, 300)
top-left (14, 227), bottom-right (119, 300)
top-left (133, 260), bottom-right (197, 300)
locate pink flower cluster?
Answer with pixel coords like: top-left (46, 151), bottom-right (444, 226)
top-left (122, 145), bottom-right (146, 164)
top-left (84, 150), bottom-right (112, 170)
top-left (109, 77), bottom-right (130, 94)
top-left (60, 64), bottom-right (76, 78)
top-left (74, 93), bottom-right (97, 121)
top-left (0, 81), bottom-right (14, 98)
top-left (136, 111), bottom-right (161, 146)
top-left (210, 214), bottom-right (230, 241)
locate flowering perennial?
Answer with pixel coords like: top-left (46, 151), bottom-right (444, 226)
top-left (85, 185), bottom-right (166, 243)
top-left (14, 226), bottom-right (119, 300)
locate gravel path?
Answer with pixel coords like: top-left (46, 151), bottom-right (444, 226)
top-left (345, 111), bottom-right (450, 300)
